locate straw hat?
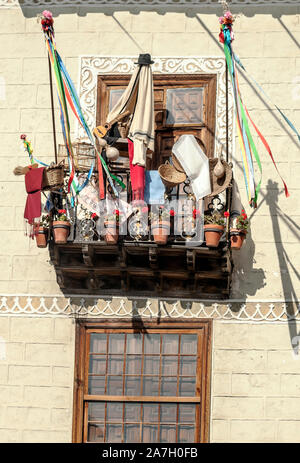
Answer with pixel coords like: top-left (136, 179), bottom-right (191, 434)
top-left (208, 158), bottom-right (232, 197)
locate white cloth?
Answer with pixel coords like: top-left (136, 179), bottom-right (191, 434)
top-left (106, 65), bottom-right (154, 167)
top-left (172, 135), bottom-right (211, 200)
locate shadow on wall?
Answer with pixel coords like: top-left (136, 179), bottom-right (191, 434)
top-left (18, 2), bottom-right (300, 19)
top-left (265, 179), bottom-right (300, 354)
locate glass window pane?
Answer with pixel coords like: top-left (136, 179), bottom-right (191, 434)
top-left (142, 425), bottom-right (157, 443)
top-left (106, 402), bottom-right (123, 423)
top-left (166, 87), bottom-right (203, 125)
top-left (178, 404), bottom-right (196, 424)
top-left (159, 425), bottom-right (176, 443)
top-left (125, 376), bottom-right (141, 396)
top-left (162, 334), bottom-right (179, 354)
top-left (89, 355), bottom-right (106, 375)
top-left (124, 424), bottom-right (140, 443)
top-left (179, 377), bottom-right (196, 397)
top-left (124, 403), bottom-right (141, 422)
top-left (143, 376), bottom-right (159, 396)
top-left (106, 424), bottom-right (122, 443)
top-left (88, 423), bottom-right (104, 442)
top-left (143, 355), bottom-right (160, 375)
top-left (126, 334), bottom-right (142, 354)
top-left (88, 376), bottom-right (105, 395)
top-left (179, 357), bottom-right (197, 376)
top-left (180, 335), bottom-right (198, 355)
top-left (90, 334), bottom-right (107, 353)
top-left (108, 334), bottom-right (125, 354)
top-left (178, 425), bottom-right (195, 443)
top-left (161, 377), bottom-right (177, 396)
top-left (162, 356), bottom-right (178, 376)
top-left (160, 404), bottom-right (177, 423)
top-left (126, 356), bottom-right (142, 375)
top-left (109, 89), bottom-right (125, 111)
top-left (142, 404), bottom-right (158, 423)
top-left (107, 376), bottom-right (123, 395)
top-left (144, 334), bottom-right (160, 354)
top-left (107, 355), bottom-right (123, 375)
top-left (88, 402), bottom-right (105, 422)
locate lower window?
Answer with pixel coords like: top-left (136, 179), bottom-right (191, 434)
top-left (73, 320), bottom-right (212, 443)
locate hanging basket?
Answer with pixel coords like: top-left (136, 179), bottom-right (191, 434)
top-left (42, 161), bottom-right (65, 191)
top-left (58, 142), bottom-right (95, 172)
top-left (158, 161), bottom-right (186, 189)
top-left (171, 153), bottom-right (185, 173)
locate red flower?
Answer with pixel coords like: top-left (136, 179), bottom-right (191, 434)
top-left (169, 209), bottom-right (175, 217)
top-left (91, 213), bottom-right (97, 219)
top-left (242, 213), bottom-right (247, 219)
top-left (193, 209), bottom-right (201, 219)
top-left (114, 209), bottom-right (120, 216)
top-left (224, 211), bottom-right (230, 218)
top-left (58, 209), bottom-right (66, 214)
top-left (20, 134), bottom-right (26, 140)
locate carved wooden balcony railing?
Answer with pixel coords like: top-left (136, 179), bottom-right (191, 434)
top-left (48, 158), bottom-right (233, 299)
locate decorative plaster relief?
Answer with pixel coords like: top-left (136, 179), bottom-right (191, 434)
top-left (0, 296), bottom-right (299, 322)
top-left (2, 0), bottom-right (299, 6)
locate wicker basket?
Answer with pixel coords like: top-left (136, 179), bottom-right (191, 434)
top-left (42, 162), bottom-right (65, 191)
top-left (158, 161), bottom-right (186, 189)
top-left (58, 142), bottom-right (95, 172)
top-left (171, 153), bottom-right (185, 173)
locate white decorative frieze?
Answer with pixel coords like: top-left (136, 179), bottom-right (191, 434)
top-left (0, 296), bottom-right (299, 322)
top-left (79, 56), bottom-right (234, 160)
top-left (2, 0), bottom-right (299, 6)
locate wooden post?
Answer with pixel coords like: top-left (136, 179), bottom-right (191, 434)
top-left (48, 55), bottom-right (58, 164)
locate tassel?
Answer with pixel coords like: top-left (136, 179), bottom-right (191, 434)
top-left (13, 165), bottom-right (29, 176)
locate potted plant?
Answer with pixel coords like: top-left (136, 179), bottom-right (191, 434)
top-left (204, 211), bottom-right (226, 248)
top-left (230, 209), bottom-right (249, 250)
top-left (52, 208), bottom-right (70, 244)
top-left (104, 209), bottom-right (120, 244)
top-left (35, 214), bottom-right (50, 248)
top-left (150, 206), bottom-right (171, 245)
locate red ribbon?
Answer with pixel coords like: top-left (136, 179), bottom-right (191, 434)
top-left (245, 106), bottom-right (289, 198)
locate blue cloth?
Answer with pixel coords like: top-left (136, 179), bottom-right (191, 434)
top-left (144, 170), bottom-right (165, 205)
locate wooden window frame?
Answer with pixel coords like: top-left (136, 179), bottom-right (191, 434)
top-left (96, 73), bottom-right (217, 168)
top-left (72, 319), bottom-right (212, 443)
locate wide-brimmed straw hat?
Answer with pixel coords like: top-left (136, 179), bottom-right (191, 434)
top-left (208, 158), bottom-right (232, 197)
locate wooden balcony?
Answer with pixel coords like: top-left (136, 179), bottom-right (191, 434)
top-left (49, 139), bottom-right (234, 299)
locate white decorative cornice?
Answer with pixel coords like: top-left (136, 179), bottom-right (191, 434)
top-left (0, 296), bottom-right (299, 323)
top-left (2, 0), bottom-right (299, 7)
top-left (79, 55), bottom-right (234, 160)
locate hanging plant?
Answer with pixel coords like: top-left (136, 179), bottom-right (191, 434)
top-left (230, 209), bottom-right (249, 250)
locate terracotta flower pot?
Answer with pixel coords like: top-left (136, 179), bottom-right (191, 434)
top-left (204, 224), bottom-right (224, 248)
top-left (230, 228), bottom-right (247, 250)
top-left (151, 220), bottom-right (170, 245)
top-left (35, 226), bottom-right (48, 248)
top-left (52, 220), bottom-right (70, 244)
top-left (104, 220), bottom-right (119, 244)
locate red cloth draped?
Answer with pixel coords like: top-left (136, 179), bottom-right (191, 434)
top-left (24, 167), bottom-right (45, 235)
top-left (128, 138), bottom-right (145, 201)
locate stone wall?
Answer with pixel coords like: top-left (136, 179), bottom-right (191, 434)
top-left (0, 2), bottom-right (299, 444)
top-left (0, 5), bottom-right (299, 299)
top-left (1, 312), bottom-right (300, 443)
top-left (0, 315), bottom-right (75, 443)
top-left (212, 321), bottom-right (300, 443)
